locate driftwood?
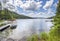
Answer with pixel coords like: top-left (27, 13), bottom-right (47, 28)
top-left (0, 25), bottom-right (10, 32)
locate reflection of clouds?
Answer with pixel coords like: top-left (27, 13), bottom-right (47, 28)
top-left (9, 19), bottom-right (53, 39)
top-left (9, 19), bottom-right (34, 39)
top-left (46, 22), bottom-right (53, 30)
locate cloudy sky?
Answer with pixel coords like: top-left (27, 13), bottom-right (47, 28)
top-left (1, 0), bottom-right (58, 18)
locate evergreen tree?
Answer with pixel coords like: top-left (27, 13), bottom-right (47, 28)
top-left (49, 0), bottom-right (60, 41)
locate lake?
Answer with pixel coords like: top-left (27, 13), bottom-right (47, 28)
top-left (9, 19), bottom-right (53, 39)
top-left (7, 19), bottom-right (53, 40)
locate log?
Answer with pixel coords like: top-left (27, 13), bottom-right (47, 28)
top-left (0, 25), bottom-right (10, 32)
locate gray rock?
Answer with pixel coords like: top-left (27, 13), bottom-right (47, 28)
top-left (0, 36), bottom-right (6, 41)
top-left (6, 38), bottom-right (15, 41)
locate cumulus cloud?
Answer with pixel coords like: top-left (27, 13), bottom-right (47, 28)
top-left (1, 0), bottom-right (42, 11)
top-left (1, 0), bottom-right (56, 18)
top-left (16, 0), bottom-right (42, 11)
top-left (21, 8), bottom-right (55, 18)
top-left (3, 0), bottom-right (17, 11)
top-left (53, 1), bottom-right (58, 8)
top-left (5, 3), bottom-right (16, 11)
top-left (43, 0), bottom-right (54, 10)
top-left (47, 8), bottom-right (55, 16)
top-left (0, 0), bottom-right (9, 3)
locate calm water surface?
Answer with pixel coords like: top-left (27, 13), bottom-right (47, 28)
top-left (8, 19), bottom-right (53, 39)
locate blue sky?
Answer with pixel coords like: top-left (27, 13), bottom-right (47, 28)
top-left (1, 0), bottom-right (58, 18)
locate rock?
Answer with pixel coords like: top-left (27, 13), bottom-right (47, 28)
top-left (6, 38), bottom-right (15, 41)
top-left (18, 37), bottom-right (27, 41)
top-left (0, 36), bottom-right (6, 41)
top-left (10, 25), bottom-right (17, 29)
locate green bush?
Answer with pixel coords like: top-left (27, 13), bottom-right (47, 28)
top-left (27, 32), bottom-right (50, 41)
top-left (27, 34), bottom-right (40, 41)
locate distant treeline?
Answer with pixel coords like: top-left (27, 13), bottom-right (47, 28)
top-left (0, 9), bottom-right (32, 20)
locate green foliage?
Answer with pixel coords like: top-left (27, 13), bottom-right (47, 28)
top-left (27, 0), bottom-right (60, 41)
top-left (0, 23), bottom-right (6, 27)
top-left (27, 34), bottom-right (39, 41)
top-left (27, 33), bottom-right (50, 41)
top-left (27, 35), bottom-right (38, 41)
top-left (40, 32), bottom-right (49, 41)
top-left (0, 9), bottom-right (32, 20)
top-left (49, 0), bottom-right (60, 41)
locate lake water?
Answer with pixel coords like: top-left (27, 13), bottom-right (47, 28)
top-left (0, 19), bottom-right (53, 41)
top-left (7, 19), bottom-right (53, 40)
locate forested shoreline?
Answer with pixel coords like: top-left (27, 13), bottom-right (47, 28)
top-left (0, 9), bottom-right (32, 20)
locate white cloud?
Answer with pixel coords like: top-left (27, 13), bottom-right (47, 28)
top-left (47, 8), bottom-right (55, 16)
top-left (5, 3), bottom-right (16, 11)
top-left (1, 0), bottom-right (55, 18)
top-left (53, 1), bottom-right (58, 8)
top-left (43, 0), bottom-right (54, 10)
top-left (16, 0), bottom-right (42, 11)
top-left (2, 0), bottom-right (42, 11)
top-left (3, 0), bottom-right (17, 11)
top-left (20, 8), bottom-right (55, 18)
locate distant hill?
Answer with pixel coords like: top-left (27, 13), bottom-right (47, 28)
top-left (0, 9), bottom-right (32, 20)
top-left (32, 16), bottom-right (54, 19)
top-left (47, 17), bottom-right (53, 19)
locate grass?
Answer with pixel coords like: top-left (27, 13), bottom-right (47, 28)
top-left (0, 20), bottom-right (4, 22)
top-left (0, 20), bottom-right (6, 27)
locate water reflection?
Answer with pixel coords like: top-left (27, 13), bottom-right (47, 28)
top-left (0, 28), bottom-right (12, 37)
top-left (8, 19), bottom-right (53, 39)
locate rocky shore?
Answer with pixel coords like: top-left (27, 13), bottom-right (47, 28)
top-left (0, 36), bottom-right (27, 41)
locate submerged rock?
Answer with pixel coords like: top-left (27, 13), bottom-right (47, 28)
top-left (10, 25), bottom-right (17, 29)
